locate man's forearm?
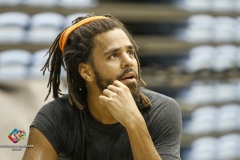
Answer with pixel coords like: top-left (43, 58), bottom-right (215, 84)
top-left (126, 116), bottom-right (162, 160)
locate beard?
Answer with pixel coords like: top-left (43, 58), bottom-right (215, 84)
top-left (92, 66), bottom-right (141, 104)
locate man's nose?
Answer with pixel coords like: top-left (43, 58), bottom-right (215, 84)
top-left (121, 52), bottom-right (134, 68)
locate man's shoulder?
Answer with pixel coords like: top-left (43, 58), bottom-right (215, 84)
top-left (39, 94), bottom-right (72, 115)
top-left (47, 94), bottom-right (69, 106)
top-left (141, 88), bottom-right (175, 102)
top-left (44, 93), bottom-right (68, 104)
top-left (141, 88), bottom-right (180, 110)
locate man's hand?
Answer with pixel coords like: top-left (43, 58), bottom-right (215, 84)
top-left (99, 80), bottom-right (162, 160)
top-left (98, 80), bottom-right (142, 127)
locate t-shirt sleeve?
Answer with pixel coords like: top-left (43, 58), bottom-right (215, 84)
top-left (31, 100), bottom-right (65, 154)
top-left (145, 92), bottom-right (182, 160)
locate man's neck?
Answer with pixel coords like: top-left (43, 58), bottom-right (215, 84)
top-left (87, 89), bottom-right (118, 125)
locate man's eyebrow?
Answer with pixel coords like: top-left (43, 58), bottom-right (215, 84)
top-left (103, 45), bottom-right (135, 56)
top-left (103, 48), bottom-right (120, 56)
top-left (126, 45), bottom-right (134, 50)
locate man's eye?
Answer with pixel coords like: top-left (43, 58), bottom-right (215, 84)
top-left (110, 53), bottom-right (118, 59)
top-left (127, 50), bottom-right (135, 56)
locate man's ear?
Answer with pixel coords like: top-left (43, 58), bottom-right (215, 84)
top-left (78, 63), bottom-right (94, 82)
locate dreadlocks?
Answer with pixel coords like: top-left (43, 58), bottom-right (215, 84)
top-left (42, 14), bottom-right (151, 110)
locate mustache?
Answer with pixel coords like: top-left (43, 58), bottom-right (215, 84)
top-left (116, 68), bottom-right (138, 80)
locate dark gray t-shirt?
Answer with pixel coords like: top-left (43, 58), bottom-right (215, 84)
top-left (31, 88), bottom-right (182, 160)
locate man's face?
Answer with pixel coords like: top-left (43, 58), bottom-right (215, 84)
top-left (91, 28), bottom-right (140, 97)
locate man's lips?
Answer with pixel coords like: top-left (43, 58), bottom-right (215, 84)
top-left (121, 72), bottom-right (137, 80)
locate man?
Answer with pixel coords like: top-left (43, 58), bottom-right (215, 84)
top-left (23, 14), bottom-right (182, 160)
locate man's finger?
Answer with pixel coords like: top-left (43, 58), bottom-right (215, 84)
top-left (107, 84), bottom-right (118, 92)
top-left (99, 95), bottom-right (109, 106)
top-left (112, 80), bottom-right (125, 87)
top-left (102, 88), bottom-right (114, 97)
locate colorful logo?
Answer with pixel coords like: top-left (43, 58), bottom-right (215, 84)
top-left (8, 129), bottom-right (26, 143)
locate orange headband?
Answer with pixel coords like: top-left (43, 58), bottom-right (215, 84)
top-left (59, 16), bottom-right (110, 52)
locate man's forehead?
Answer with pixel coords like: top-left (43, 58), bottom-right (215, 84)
top-left (93, 28), bottom-right (132, 51)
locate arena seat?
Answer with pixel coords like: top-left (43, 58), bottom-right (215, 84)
top-left (216, 134), bottom-right (240, 160)
top-left (64, 13), bottom-right (90, 28)
top-left (0, 12), bottom-right (30, 43)
top-left (178, 45), bottom-right (216, 73)
top-left (212, 44), bottom-right (238, 72)
top-left (0, 12), bottom-right (30, 27)
top-left (185, 106), bottom-right (218, 134)
top-left (187, 136), bottom-right (217, 160)
top-left (29, 49), bottom-right (49, 78)
top-left (21, 0), bottom-right (58, 7)
top-left (176, 0), bottom-right (211, 11)
top-left (175, 14), bottom-right (215, 43)
top-left (217, 104), bottom-right (240, 132)
top-left (0, 0), bottom-right (22, 6)
top-left (58, 0), bottom-right (98, 8)
top-left (26, 12), bottom-right (64, 44)
top-left (212, 0), bottom-right (234, 12)
top-left (212, 16), bottom-right (236, 42)
top-left (0, 49), bottom-right (32, 80)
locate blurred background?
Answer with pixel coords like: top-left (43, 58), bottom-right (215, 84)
top-left (0, 0), bottom-right (240, 159)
